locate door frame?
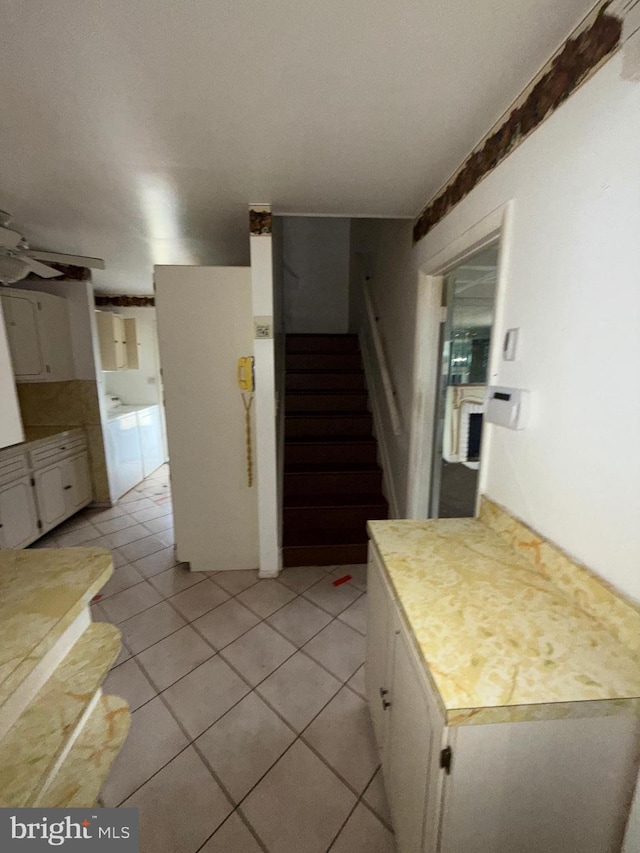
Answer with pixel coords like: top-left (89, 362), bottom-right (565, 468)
top-left (405, 201), bottom-right (514, 519)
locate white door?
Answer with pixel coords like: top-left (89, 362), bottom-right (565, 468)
top-left (63, 453), bottom-right (92, 511)
top-left (155, 266), bottom-right (258, 572)
top-left (0, 476), bottom-right (39, 548)
top-left (386, 620), bottom-right (445, 853)
top-left (33, 463), bottom-right (67, 532)
top-left (1, 293), bottom-right (44, 377)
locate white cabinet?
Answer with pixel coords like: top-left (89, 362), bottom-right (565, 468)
top-left (0, 475), bottom-right (39, 549)
top-left (1, 289), bottom-right (74, 382)
top-left (32, 452), bottom-right (92, 535)
top-left (33, 462), bottom-right (68, 533)
top-left (96, 311), bottom-right (139, 370)
top-left (366, 545), bottom-right (640, 853)
top-left (0, 430), bottom-right (93, 548)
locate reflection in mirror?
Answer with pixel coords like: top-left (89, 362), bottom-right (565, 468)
top-left (430, 243), bottom-right (498, 518)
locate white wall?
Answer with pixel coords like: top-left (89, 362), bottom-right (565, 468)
top-left (282, 217), bottom-right (351, 333)
top-left (351, 54), bottom-right (640, 848)
top-left (354, 52), bottom-right (640, 605)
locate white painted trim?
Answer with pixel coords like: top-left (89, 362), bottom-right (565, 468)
top-left (362, 281), bottom-right (402, 436)
top-left (405, 201), bottom-right (513, 519)
top-left (249, 222), bottom-right (281, 577)
top-left (359, 328), bottom-right (400, 519)
top-left (405, 273), bottom-right (443, 519)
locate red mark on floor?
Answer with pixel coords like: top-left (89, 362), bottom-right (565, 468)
top-left (91, 594), bottom-right (103, 602)
top-left (332, 575), bottom-right (352, 587)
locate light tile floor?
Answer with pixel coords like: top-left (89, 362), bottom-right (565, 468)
top-left (33, 466), bottom-right (396, 853)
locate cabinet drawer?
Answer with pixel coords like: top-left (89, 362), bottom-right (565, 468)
top-left (0, 452), bottom-right (30, 488)
top-left (29, 434), bottom-right (87, 469)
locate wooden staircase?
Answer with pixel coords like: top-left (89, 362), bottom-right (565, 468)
top-left (283, 333), bottom-right (388, 566)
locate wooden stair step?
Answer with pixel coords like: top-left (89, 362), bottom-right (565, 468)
top-left (284, 439), bottom-right (378, 465)
top-left (284, 502), bottom-right (388, 530)
top-left (283, 492), bottom-right (386, 507)
top-left (286, 352), bottom-right (362, 370)
top-left (284, 462), bottom-right (381, 473)
top-left (283, 526), bottom-right (370, 547)
top-left (0, 621), bottom-right (122, 807)
top-left (282, 542), bottom-right (368, 567)
top-left (285, 414), bottom-right (373, 439)
top-left (286, 334), bottom-right (360, 353)
top-left (285, 391), bottom-right (369, 412)
top-left (284, 470), bottom-right (382, 495)
top-left (286, 371), bottom-right (366, 391)
top-left (36, 693), bottom-right (130, 807)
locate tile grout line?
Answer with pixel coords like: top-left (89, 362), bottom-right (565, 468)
top-left (57, 480), bottom-right (392, 847)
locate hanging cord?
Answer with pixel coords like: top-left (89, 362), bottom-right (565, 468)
top-left (241, 393), bottom-right (254, 487)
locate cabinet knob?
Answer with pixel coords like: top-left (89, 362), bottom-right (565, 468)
top-left (382, 699), bottom-right (391, 710)
top-left (379, 688), bottom-right (389, 697)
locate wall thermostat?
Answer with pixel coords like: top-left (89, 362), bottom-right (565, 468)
top-left (485, 386), bottom-right (530, 430)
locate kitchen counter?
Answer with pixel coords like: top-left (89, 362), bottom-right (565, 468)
top-left (0, 548), bottom-right (114, 720)
top-left (367, 513), bottom-right (640, 725)
top-left (0, 547), bottom-right (130, 808)
top-left (0, 426), bottom-right (83, 460)
top-left (106, 403), bottom-right (157, 421)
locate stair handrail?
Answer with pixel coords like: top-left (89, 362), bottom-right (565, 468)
top-left (360, 273), bottom-right (402, 436)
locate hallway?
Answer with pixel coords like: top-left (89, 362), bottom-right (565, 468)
top-left (34, 468), bottom-right (394, 853)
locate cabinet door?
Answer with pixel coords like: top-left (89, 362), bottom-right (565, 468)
top-left (1, 293), bottom-right (44, 376)
top-left (96, 311), bottom-right (119, 371)
top-left (114, 316), bottom-right (128, 370)
top-left (366, 546), bottom-right (395, 754)
top-left (63, 452), bottom-right (92, 511)
top-left (37, 292), bottom-right (74, 381)
top-left (33, 463), bottom-right (67, 533)
top-left (0, 476), bottom-right (39, 548)
top-left (386, 621), bottom-right (445, 853)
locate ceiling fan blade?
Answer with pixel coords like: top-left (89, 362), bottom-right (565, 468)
top-left (27, 250), bottom-right (106, 270)
top-left (0, 227), bottom-right (23, 250)
top-left (23, 257), bottom-right (64, 279)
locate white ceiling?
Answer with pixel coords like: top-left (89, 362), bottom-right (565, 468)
top-left (0, 0), bottom-right (595, 294)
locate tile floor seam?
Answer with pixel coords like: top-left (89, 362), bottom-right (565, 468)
top-left (193, 809), bottom-right (270, 853)
top-left (297, 732), bottom-right (381, 801)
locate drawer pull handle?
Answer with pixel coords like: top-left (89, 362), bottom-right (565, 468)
top-left (382, 699), bottom-right (391, 710)
top-left (60, 446), bottom-right (67, 450)
top-left (63, 485), bottom-right (72, 490)
top-left (379, 688), bottom-right (389, 697)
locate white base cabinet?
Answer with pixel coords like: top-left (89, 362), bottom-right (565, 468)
top-left (0, 475), bottom-right (39, 549)
top-left (366, 544), bottom-right (639, 853)
top-left (0, 430), bottom-right (93, 548)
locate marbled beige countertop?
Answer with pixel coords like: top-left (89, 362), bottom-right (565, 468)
top-left (368, 518), bottom-right (640, 725)
top-left (0, 549), bottom-right (114, 718)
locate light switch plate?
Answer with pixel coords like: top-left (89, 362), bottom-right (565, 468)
top-left (254, 316), bottom-right (273, 339)
top-left (503, 328), bottom-right (519, 361)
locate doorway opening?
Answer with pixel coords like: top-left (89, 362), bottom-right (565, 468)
top-left (430, 242), bottom-right (498, 518)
